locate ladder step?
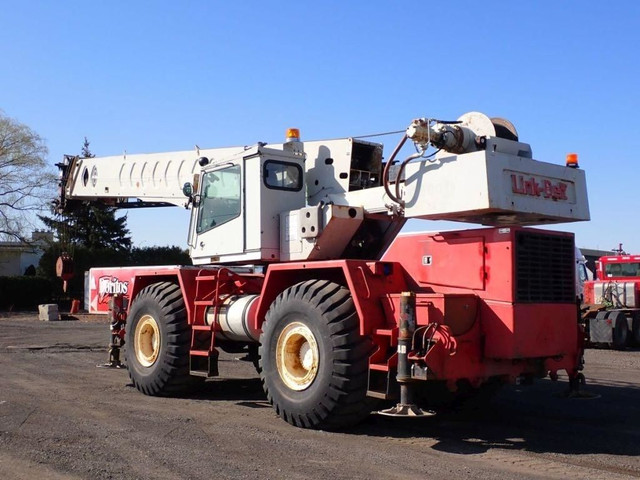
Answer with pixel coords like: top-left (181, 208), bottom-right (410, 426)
top-left (369, 363), bottom-right (389, 372)
top-left (195, 275), bottom-right (218, 281)
top-left (194, 300), bottom-right (215, 306)
top-left (191, 324), bottom-right (213, 331)
top-left (375, 328), bottom-right (396, 336)
top-left (367, 390), bottom-right (390, 400)
top-left (368, 368), bottom-right (397, 402)
top-left (190, 350), bottom-right (211, 357)
top-left (190, 350), bottom-right (219, 377)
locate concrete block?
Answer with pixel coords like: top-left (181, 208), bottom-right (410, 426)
top-left (38, 304), bottom-right (59, 322)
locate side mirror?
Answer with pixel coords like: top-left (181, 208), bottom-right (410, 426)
top-left (183, 182), bottom-right (200, 207)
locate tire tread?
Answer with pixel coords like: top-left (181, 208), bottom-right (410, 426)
top-left (259, 279), bottom-right (373, 430)
top-left (126, 282), bottom-right (201, 396)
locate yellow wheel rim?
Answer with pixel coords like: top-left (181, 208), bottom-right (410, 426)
top-left (134, 314), bottom-right (161, 367)
top-left (276, 322), bottom-right (319, 391)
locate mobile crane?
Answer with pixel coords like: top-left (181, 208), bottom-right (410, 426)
top-left (56, 112), bottom-right (590, 429)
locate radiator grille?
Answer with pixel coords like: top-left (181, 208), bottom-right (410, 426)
top-left (515, 231), bottom-right (575, 303)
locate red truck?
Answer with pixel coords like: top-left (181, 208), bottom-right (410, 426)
top-left (583, 254), bottom-right (640, 348)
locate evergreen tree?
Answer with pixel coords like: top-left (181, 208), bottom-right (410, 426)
top-left (81, 137), bottom-right (92, 158)
top-left (39, 137), bottom-right (132, 252)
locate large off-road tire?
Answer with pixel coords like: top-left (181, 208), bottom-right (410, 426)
top-left (125, 282), bottom-right (202, 396)
top-left (611, 311), bottom-right (629, 350)
top-left (259, 280), bottom-right (373, 430)
top-left (631, 312), bottom-right (640, 346)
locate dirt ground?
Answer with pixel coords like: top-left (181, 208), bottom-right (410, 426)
top-left (1, 313), bottom-right (640, 480)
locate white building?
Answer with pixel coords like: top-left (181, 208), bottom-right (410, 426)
top-left (0, 231), bottom-right (52, 276)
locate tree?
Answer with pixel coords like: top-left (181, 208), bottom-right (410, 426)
top-left (128, 246), bottom-right (191, 266)
top-left (39, 137), bottom-right (132, 252)
top-left (0, 110), bottom-right (54, 242)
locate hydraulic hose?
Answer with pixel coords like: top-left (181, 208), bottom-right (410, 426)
top-left (394, 151), bottom-right (427, 206)
top-left (382, 134), bottom-right (408, 206)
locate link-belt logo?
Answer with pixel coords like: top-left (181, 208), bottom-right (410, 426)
top-left (511, 174), bottom-right (568, 201)
top-left (98, 276), bottom-right (129, 299)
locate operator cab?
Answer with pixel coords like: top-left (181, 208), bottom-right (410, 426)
top-left (186, 144), bottom-right (306, 265)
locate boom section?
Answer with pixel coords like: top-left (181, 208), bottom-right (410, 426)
top-left (57, 146), bottom-right (245, 210)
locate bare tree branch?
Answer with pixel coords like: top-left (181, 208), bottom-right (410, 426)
top-left (0, 110), bottom-right (54, 242)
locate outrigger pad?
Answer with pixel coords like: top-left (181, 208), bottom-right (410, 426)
top-left (377, 403), bottom-right (435, 417)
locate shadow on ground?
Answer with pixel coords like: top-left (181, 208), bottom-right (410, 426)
top-left (159, 373), bottom-right (640, 458)
top-left (351, 379), bottom-right (640, 458)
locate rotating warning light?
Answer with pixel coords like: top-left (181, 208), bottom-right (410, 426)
top-left (285, 128), bottom-right (300, 143)
top-left (566, 153), bottom-right (579, 168)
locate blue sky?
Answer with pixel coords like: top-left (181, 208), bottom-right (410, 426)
top-left (2, 1), bottom-right (639, 252)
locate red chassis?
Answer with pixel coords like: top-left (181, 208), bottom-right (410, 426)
top-left (90, 226), bottom-right (583, 398)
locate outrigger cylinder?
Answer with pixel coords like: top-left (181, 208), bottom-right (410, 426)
top-left (379, 292), bottom-right (432, 417)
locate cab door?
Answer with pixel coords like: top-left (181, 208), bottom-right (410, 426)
top-left (189, 162), bottom-right (244, 263)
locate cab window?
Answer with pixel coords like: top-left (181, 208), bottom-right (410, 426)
top-left (197, 165), bottom-right (241, 233)
top-left (578, 264), bottom-right (588, 283)
top-left (605, 262), bottom-right (640, 278)
top-left (263, 160), bottom-right (303, 191)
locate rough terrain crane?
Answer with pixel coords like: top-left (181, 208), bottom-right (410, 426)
top-left (56, 112), bottom-right (590, 429)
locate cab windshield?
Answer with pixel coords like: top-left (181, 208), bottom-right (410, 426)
top-left (196, 165), bottom-right (241, 234)
top-left (604, 262), bottom-right (640, 278)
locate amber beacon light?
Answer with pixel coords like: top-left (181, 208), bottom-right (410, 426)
top-left (285, 128), bottom-right (300, 143)
top-left (566, 153), bottom-right (579, 168)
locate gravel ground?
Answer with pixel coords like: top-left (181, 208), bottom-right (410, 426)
top-left (1, 314), bottom-right (639, 479)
